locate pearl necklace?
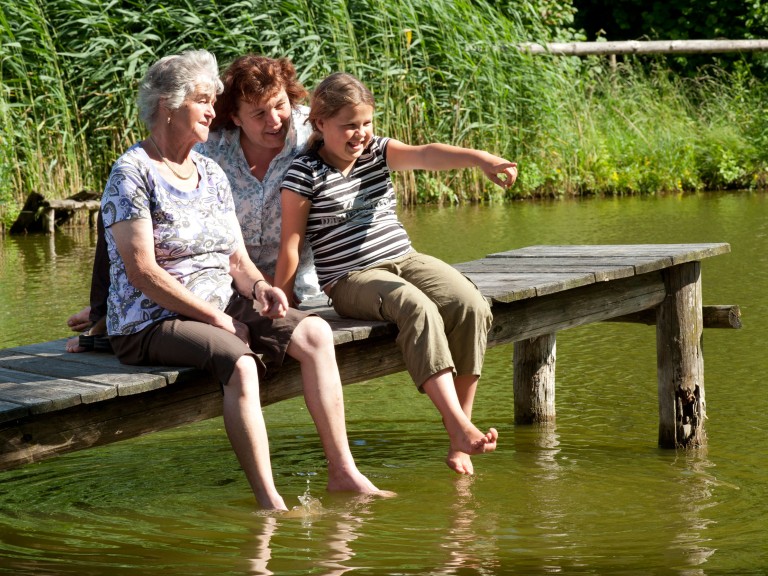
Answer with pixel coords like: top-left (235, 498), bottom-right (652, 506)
top-left (148, 135), bottom-right (196, 180)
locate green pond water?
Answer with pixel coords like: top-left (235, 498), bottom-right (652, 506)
top-left (0, 192), bottom-right (766, 575)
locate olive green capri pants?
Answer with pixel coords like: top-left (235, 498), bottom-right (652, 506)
top-left (328, 251), bottom-right (493, 389)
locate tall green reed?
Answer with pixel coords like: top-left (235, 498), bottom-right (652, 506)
top-left (2, 0), bottom-right (767, 225)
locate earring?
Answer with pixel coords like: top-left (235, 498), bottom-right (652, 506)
top-left (167, 116), bottom-right (171, 125)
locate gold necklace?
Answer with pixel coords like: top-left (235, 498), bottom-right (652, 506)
top-left (148, 135), bottom-right (196, 180)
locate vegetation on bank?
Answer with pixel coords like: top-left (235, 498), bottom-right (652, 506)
top-left (2, 0), bottom-right (767, 225)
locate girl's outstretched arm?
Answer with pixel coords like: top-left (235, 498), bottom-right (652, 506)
top-left (275, 188), bottom-right (311, 303)
top-left (386, 139), bottom-right (518, 189)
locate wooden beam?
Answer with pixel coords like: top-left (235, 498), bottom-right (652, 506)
top-left (519, 39), bottom-right (768, 57)
top-left (606, 304), bottom-right (741, 329)
top-left (488, 271), bottom-right (667, 345)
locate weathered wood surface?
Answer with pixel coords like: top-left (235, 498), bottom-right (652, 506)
top-left (0, 243), bottom-right (732, 469)
top-left (609, 304), bottom-right (741, 329)
top-left (513, 334), bottom-right (557, 424)
top-left (656, 262), bottom-right (706, 448)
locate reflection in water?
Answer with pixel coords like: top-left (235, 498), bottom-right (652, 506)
top-left (246, 488), bottom-right (367, 576)
top-left (436, 475), bottom-right (499, 575)
top-left (666, 449), bottom-right (718, 575)
top-left (248, 515), bottom-right (277, 576)
top-left (2, 192), bottom-right (768, 574)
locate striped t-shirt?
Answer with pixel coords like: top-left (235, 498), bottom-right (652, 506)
top-left (281, 136), bottom-right (412, 289)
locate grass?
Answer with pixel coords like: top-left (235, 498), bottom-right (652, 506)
top-left (1, 0), bottom-right (768, 225)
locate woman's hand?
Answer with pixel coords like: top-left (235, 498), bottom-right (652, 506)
top-left (254, 282), bottom-right (289, 319)
top-left (232, 318), bottom-right (250, 345)
top-left (210, 312), bottom-right (251, 345)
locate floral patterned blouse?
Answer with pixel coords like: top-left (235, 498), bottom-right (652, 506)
top-left (195, 106), bottom-right (320, 301)
top-left (101, 144), bottom-right (238, 336)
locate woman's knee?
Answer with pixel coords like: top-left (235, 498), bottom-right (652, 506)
top-left (227, 355), bottom-right (261, 394)
top-left (289, 316), bottom-right (334, 357)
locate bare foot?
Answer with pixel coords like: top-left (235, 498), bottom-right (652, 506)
top-left (448, 426), bottom-right (498, 458)
top-left (327, 469), bottom-right (396, 498)
top-left (65, 336), bottom-right (88, 353)
top-left (67, 306), bottom-right (92, 332)
top-left (256, 493), bottom-right (288, 512)
top-left (446, 450), bottom-right (474, 475)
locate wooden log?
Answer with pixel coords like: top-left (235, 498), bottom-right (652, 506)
top-left (513, 334), bottom-right (556, 424)
top-left (656, 262), bottom-right (706, 448)
top-left (606, 304), bottom-right (741, 329)
top-left (42, 199), bottom-right (101, 211)
top-left (519, 39), bottom-right (768, 57)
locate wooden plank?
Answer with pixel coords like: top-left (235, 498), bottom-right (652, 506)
top-left (0, 345), bottom-right (406, 469)
top-left (0, 367), bottom-right (113, 416)
top-left (0, 347), bottom-right (173, 396)
top-left (0, 401), bottom-right (27, 423)
top-left (481, 255), bottom-right (673, 276)
top-left (0, 374), bottom-right (224, 469)
top-left (466, 272), bottom-right (598, 301)
top-left (299, 298), bottom-right (396, 344)
top-left (488, 243), bottom-right (730, 264)
top-left (462, 277), bottom-right (538, 302)
top-left (456, 259), bottom-right (635, 282)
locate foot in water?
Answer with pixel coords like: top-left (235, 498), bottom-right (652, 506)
top-left (446, 450), bottom-right (474, 475)
top-left (327, 469), bottom-right (397, 499)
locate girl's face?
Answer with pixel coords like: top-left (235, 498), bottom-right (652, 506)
top-left (232, 88), bottom-right (292, 152)
top-left (316, 103), bottom-right (373, 171)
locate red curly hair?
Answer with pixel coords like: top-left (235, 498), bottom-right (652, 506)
top-left (212, 55), bottom-right (308, 131)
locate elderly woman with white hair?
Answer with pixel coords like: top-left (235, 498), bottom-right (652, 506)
top-left (100, 49), bottom-right (387, 510)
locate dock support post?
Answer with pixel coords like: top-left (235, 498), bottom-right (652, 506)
top-left (43, 208), bottom-right (55, 235)
top-left (656, 262), bottom-right (706, 448)
top-left (513, 333), bottom-right (556, 424)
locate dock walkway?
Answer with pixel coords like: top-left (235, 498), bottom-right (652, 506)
top-left (0, 244), bottom-right (736, 471)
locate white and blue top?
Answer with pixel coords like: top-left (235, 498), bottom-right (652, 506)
top-left (195, 106), bottom-right (319, 301)
top-left (101, 144), bottom-right (238, 336)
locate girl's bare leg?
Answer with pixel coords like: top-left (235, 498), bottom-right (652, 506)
top-left (447, 375), bottom-right (481, 475)
top-left (422, 369), bottom-right (497, 474)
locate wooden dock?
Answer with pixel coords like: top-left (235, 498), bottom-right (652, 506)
top-left (0, 243), bottom-right (736, 471)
